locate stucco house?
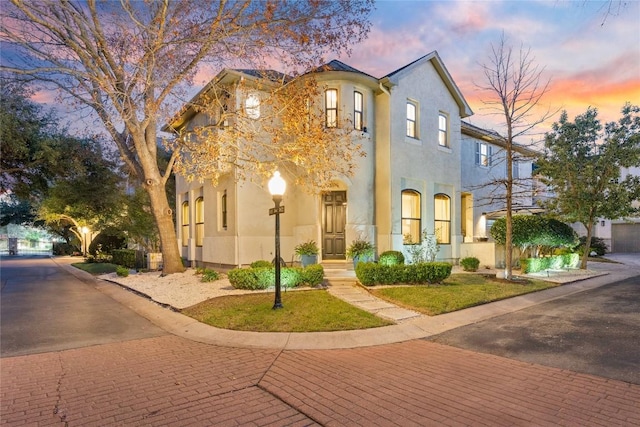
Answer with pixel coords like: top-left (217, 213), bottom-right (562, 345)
top-left (167, 51), bottom-right (541, 269)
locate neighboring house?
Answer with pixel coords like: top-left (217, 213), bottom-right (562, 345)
top-left (167, 51), bottom-right (545, 269)
top-left (569, 165), bottom-right (640, 253)
top-left (458, 121), bottom-right (539, 266)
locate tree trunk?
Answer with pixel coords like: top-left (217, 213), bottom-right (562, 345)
top-left (505, 139), bottom-right (514, 280)
top-left (581, 222), bottom-right (594, 270)
top-left (146, 178), bottom-right (184, 275)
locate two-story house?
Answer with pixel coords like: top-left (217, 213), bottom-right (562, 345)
top-left (167, 51), bottom-right (539, 269)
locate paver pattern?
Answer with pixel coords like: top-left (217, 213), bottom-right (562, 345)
top-left (3, 335), bottom-right (639, 426)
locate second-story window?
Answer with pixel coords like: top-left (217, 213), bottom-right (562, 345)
top-left (475, 142), bottom-right (492, 167)
top-left (195, 197), bottom-right (204, 247)
top-left (406, 101), bottom-right (417, 138)
top-left (354, 91), bottom-right (363, 131)
top-left (245, 93), bottom-right (260, 119)
top-left (438, 113), bottom-right (449, 147)
top-left (325, 89), bottom-right (338, 128)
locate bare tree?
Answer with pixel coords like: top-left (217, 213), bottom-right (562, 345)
top-left (1, 0), bottom-right (373, 274)
top-left (477, 34), bottom-right (557, 280)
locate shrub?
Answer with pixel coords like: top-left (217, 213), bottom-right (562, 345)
top-left (115, 265), bottom-right (129, 277)
top-left (378, 251), bottom-right (405, 266)
top-left (112, 249), bottom-right (137, 269)
top-left (250, 260), bottom-right (272, 268)
top-left (200, 268), bottom-right (220, 282)
top-left (574, 236), bottom-right (608, 256)
top-left (300, 264), bottom-right (325, 286)
top-left (356, 262), bottom-right (452, 286)
top-left (520, 253), bottom-right (580, 273)
top-left (228, 265), bottom-right (324, 290)
top-left (491, 215), bottom-right (577, 256)
top-left (460, 257), bottom-right (480, 272)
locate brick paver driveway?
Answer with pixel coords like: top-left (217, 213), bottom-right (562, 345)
top-left (3, 334), bottom-right (640, 426)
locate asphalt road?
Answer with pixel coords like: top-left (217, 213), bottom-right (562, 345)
top-left (0, 256), bottom-right (166, 357)
top-left (428, 271), bottom-right (640, 385)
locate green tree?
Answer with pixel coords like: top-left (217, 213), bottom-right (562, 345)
top-left (537, 104), bottom-right (640, 268)
top-left (1, 1), bottom-right (373, 274)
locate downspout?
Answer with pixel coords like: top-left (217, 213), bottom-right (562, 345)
top-left (234, 167), bottom-right (241, 268)
top-left (378, 81), bottom-right (392, 251)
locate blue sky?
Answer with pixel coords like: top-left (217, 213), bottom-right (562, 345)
top-left (333, 0), bottom-right (640, 133)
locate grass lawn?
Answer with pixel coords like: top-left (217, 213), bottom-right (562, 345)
top-left (72, 262), bottom-right (119, 275)
top-left (370, 273), bottom-right (559, 316)
top-left (182, 290), bottom-right (394, 332)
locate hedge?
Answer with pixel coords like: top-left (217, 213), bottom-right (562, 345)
top-left (355, 262), bottom-right (452, 286)
top-left (112, 249), bottom-right (137, 269)
top-left (228, 264), bottom-right (324, 290)
top-left (520, 253), bottom-right (580, 273)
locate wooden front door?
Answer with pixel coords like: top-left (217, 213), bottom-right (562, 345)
top-left (322, 191), bottom-right (347, 260)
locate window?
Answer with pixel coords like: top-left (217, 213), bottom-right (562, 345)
top-left (434, 194), bottom-right (451, 244)
top-left (181, 201), bottom-right (189, 246)
top-left (221, 190), bottom-right (228, 230)
top-left (195, 197), bottom-right (204, 247)
top-left (438, 113), bottom-right (448, 147)
top-left (354, 91), bottom-right (363, 131)
top-left (401, 190), bottom-right (421, 244)
top-left (406, 102), bottom-right (417, 138)
top-left (245, 93), bottom-right (260, 119)
top-left (475, 142), bottom-right (492, 167)
top-left (325, 89), bottom-right (338, 128)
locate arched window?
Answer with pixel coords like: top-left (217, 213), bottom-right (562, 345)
top-left (195, 197), bottom-right (204, 247)
top-left (221, 190), bottom-right (227, 230)
top-left (434, 194), bottom-right (451, 244)
top-left (181, 201), bottom-right (189, 246)
top-left (402, 190), bottom-right (421, 244)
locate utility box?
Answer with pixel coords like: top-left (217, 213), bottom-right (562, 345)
top-left (147, 252), bottom-right (163, 270)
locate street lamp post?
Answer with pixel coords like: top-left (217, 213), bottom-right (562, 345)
top-left (268, 171), bottom-right (286, 309)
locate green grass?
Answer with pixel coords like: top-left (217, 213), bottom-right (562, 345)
top-left (72, 262), bottom-right (120, 275)
top-left (182, 290), bottom-right (393, 332)
top-left (370, 273), bottom-right (558, 316)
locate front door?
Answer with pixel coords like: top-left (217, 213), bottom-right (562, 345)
top-left (322, 191), bottom-right (346, 260)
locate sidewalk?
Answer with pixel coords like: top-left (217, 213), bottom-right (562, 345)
top-left (57, 256), bottom-right (640, 351)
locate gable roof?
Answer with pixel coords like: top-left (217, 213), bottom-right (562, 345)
top-left (382, 51), bottom-right (473, 118)
top-left (311, 60), bottom-right (377, 79)
top-left (461, 121), bottom-right (539, 157)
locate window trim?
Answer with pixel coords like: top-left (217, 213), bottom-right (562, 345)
top-left (406, 101), bottom-right (417, 138)
top-left (325, 88), bottom-right (338, 128)
top-left (181, 201), bottom-right (189, 247)
top-left (354, 90), bottom-right (363, 131)
top-left (401, 189), bottom-right (422, 244)
top-left (434, 193), bottom-right (451, 245)
top-left (195, 197), bottom-right (204, 247)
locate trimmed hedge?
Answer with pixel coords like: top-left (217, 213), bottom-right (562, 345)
top-left (355, 262), bottom-right (452, 286)
top-left (520, 253), bottom-right (580, 273)
top-left (228, 264), bottom-right (324, 290)
top-left (112, 249), bottom-right (137, 269)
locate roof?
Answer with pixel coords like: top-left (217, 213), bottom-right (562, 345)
top-left (461, 121), bottom-right (540, 157)
top-left (310, 60), bottom-right (377, 80)
top-left (383, 51), bottom-right (473, 118)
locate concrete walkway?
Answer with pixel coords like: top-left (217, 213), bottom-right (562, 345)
top-left (62, 255), bottom-right (640, 351)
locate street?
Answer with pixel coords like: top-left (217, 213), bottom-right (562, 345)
top-left (1, 256), bottom-right (639, 426)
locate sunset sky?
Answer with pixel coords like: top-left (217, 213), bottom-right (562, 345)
top-left (333, 0), bottom-right (640, 135)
